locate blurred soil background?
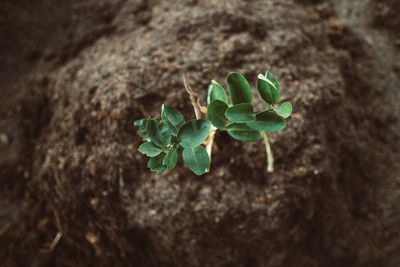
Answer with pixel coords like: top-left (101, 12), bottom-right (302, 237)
top-left (1, 0), bottom-right (399, 266)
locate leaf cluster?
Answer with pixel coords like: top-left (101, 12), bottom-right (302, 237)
top-left (134, 105), bottom-right (211, 175)
top-left (135, 69), bottom-right (292, 175)
top-left (207, 69), bottom-right (292, 142)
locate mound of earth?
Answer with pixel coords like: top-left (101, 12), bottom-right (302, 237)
top-left (1, 0), bottom-right (399, 266)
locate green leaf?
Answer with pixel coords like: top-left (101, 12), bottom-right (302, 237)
top-left (147, 153), bottom-right (167, 174)
top-left (146, 119), bottom-right (171, 148)
top-left (226, 123), bottom-right (263, 142)
top-left (178, 120), bottom-right (211, 148)
top-left (225, 103), bottom-right (256, 123)
top-left (182, 146), bottom-right (210, 175)
top-left (161, 104), bottom-right (185, 136)
top-left (207, 80), bottom-right (228, 105)
top-left (163, 146), bottom-right (178, 170)
top-left (257, 73), bottom-right (280, 105)
top-left (246, 111), bottom-right (286, 132)
top-left (266, 69), bottom-right (280, 92)
top-left (272, 102), bottom-right (292, 118)
top-left (226, 72), bottom-right (252, 105)
top-left (207, 100), bottom-right (228, 129)
top-left (134, 119), bottom-right (150, 141)
top-left (138, 142), bottom-right (162, 157)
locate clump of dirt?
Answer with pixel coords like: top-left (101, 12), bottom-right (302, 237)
top-left (371, 0), bottom-right (400, 41)
top-left (1, 0), bottom-right (399, 266)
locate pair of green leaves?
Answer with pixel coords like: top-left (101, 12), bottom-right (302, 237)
top-left (135, 105), bottom-right (211, 175)
top-left (206, 70), bottom-right (292, 142)
top-left (258, 70), bottom-right (292, 118)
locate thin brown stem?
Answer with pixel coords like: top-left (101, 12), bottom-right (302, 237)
top-left (182, 74), bottom-right (215, 168)
top-left (182, 75), bottom-right (205, 120)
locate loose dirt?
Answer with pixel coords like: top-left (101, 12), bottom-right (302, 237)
top-left (1, 0), bottom-right (399, 266)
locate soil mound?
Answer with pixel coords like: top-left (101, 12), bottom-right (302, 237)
top-left (1, 0), bottom-right (399, 266)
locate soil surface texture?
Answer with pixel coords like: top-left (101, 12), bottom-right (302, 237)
top-left (1, 0), bottom-right (399, 266)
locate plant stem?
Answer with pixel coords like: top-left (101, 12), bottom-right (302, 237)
top-left (182, 74), bottom-right (205, 120)
top-left (205, 127), bottom-right (216, 162)
top-left (182, 74), bottom-right (214, 166)
top-left (260, 131), bottom-right (274, 173)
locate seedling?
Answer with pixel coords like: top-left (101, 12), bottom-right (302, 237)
top-left (134, 69), bottom-right (292, 175)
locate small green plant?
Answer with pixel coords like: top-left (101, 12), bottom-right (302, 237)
top-left (134, 68), bottom-right (292, 175)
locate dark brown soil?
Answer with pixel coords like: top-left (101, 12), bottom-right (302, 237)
top-left (1, 0), bottom-right (399, 266)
